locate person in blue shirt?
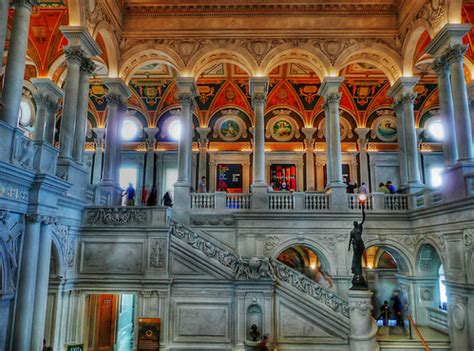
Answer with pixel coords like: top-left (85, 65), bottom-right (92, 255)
top-left (386, 180), bottom-right (397, 194)
top-left (123, 182), bottom-right (136, 206)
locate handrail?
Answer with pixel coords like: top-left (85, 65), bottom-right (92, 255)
top-left (407, 315), bottom-right (430, 351)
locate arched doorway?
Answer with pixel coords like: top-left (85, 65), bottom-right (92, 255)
top-left (363, 245), bottom-right (411, 330)
top-left (277, 245), bottom-right (333, 289)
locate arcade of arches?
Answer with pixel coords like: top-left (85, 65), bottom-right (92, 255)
top-left (0, 1), bottom-right (474, 351)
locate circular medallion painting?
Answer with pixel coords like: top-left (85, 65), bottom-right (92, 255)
top-left (272, 119), bottom-right (294, 141)
top-left (376, 117), bottom-right (397, 141)
top-left (220, 120), bottom-right (240, 139)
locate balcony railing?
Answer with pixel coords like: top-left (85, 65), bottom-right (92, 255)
top-left (188, 189), bottom-right (443, 212)
top-left (426, 307), bottom-right (448, 334)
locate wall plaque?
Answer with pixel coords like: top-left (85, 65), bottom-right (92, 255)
top-left (138, 318), bottom-right (160, 351)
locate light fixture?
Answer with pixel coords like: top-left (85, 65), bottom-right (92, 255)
top-left (358, 194), bottom-right (367, 206)
top-left (168, 120), bottom-right (182, 140)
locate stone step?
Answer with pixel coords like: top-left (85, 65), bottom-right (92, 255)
top-left (379, 340), bottom-right (451, 351)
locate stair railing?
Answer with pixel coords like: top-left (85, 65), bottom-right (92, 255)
top-left (407, 315), bottom-right (430, 351)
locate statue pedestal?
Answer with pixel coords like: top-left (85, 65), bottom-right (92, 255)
top-left (347, 289), bottom-right (378, 351)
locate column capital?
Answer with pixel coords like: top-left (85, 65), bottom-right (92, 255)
top-left (400, 92), bottom-right (417, 104)
top-left (60, 26), bottom-right (101, 57)
top-left (13, 0), bottom-right (39, 10)
top-left (387, 77), bottom-right (419, 100)
top-left (92, 127), bottom-right (105, 144)
top-left (249, 77), bottom-right (269, 102)
top-left (324, 92), bottom-right (342, 106)
top-left (445, 43), bottom-right (469, 65)
top-left (144, 127), bottom-right (159, 141)
top-left (196, 127), bottom-right (211, 146)
top-left (80, 57), bottom-right (97, 75)
top-left (104, 77), bottom-right (131, 100)
top-left (64, 46), bottom-right (85, 65)
top-left (432, 56), bottom-right (449, 75)
top-left (301, 127), bottom-right (316, 140)
top-left (425, 24), bottom-right (471, 57)
top-left (354, 127), bottom-right (371, 141)
top-left (26, 214), bottom-right (58, 225)
top-left (319, 77), bottom-right (344, 98)
top-left (176, 77), bottom-right (198, 104)
top-left (31, 78), bottom-right (63, 102)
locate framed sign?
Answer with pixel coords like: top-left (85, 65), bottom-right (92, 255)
top-left (137, 318), bottom-right (161, 351)
top-left (66, 344), bottom-right (83, 351)
top-left (217, 164), bottom-right (243, 193)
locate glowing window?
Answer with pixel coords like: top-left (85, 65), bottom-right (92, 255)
top-left (119, 167), bottom-right (138, 191)
top-left (121, 117), bottom-right (141, 141)
top-left (427, 119), bottom-right (444, 141)
top-left (168, 120), bottom-right (181, 140)
top-left (430, 167), bottom-right (443, 188)
top-left (18, 100), bottom-right (32, 126)
top-left (439, 265), bottom-right (447, 310)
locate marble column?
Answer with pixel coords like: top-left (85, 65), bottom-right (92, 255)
top-left (401, 93), bottom-right (424, 190)
top-left (0, 0), bottom-right (9, 65)
top-left (30, 221), bottom-right (54, 351)
top-left (196, 127), bottom-right (211, 189)
top-left (250, 77), bottom-right (269, 189)
top-left (72, 57), bottom-right (96, 164)
top-left (320, 78), bottom-right (344, 187)
top-left (144, 127), bottom-right (159, 189)
top-left (388, 77), bottom-right (424, 192)
top-left (355, 128), bottom-right (371, 190)
top-left (12, 216), bottom-right (42, 351)
top-left (446, 44), bottom-right (474, 162)
top-left (432, 57), bottom-right (458, 166)
top-left (392, 101), bottom-right (409, 188)
top-left (302, 127), bottom-right (316, 191)
top-left (58, 46), bottom-right (83, 160)
top-left (31, 79), bottom-right (62, 143)
top-left (0, 0), bottom-right (36, 127)
top-left (91, 128), bottom-right (105, 184)
top-left (99, 79), bottom-right (130, 205)
top-left (174, 77), bottom-right (197, 210)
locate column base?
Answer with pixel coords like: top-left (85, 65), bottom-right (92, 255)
top-left (250, 183), bottom-right (269, 210)
top-left (347, 289), bottom-right (378, 351)
top-left (97, 180), bottom-right (123, 206)
top-left (326, 183), bottom-right (348, 212)
top-left (57, 159), bottom-right (90, 200)
top-left (174, 182), bottom-right (191, 211)
top-left (441, 161), bottom-right (474, 203)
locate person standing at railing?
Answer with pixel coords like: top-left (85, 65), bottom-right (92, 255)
top-left (198, 176), bottom-right (207, 193)
top-left (122, 183), bottom-right (136, 206)
top-left (377, 182), bottom-right (390, 193)
top-left (386, 181), bottom-right (397, 194)
top-left (357, 182), bottom-right (369, 194)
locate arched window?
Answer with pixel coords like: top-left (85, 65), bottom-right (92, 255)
top-left (438, 265), bottom-right (447, 310)
top-left (121, 115), bottom-right (141, 141)
top-left (18, 99), bottom-right (34, 127)
top-left (426, 118), bottom-right (444, 141)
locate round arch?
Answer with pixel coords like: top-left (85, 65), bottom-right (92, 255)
top-left (265, 105), bottom-right (306, 127)
top-left (260, 46), bottom-right (330, 79)
top-left (50, 236), bottom-right (65, 279)
top-left (333, 43), bottom-right (403, 85)
top-left (414, 241), bottom-right (444, 274)
top-left (402, 20), bottom-right (434, 76)
top-left (208, 106), bottom-right (252, 127)
top-left (120, 46), bottom-right (185, 84)
top-left (364, 239), bottom-right (415, 274)
top-left (270, 238), bottom-right (334, 276)
top-left (188, 48), bottom-right (257, 77)
top-left (93, 22), bottom-right (120, 78)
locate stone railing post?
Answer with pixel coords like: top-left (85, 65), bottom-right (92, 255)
top-left (214, 191), bottom-right (227, 209)
top-left (293, 192), bottom-right (305, 210)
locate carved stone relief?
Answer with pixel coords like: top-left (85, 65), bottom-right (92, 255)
top-left (149, 238), bottom-right (166, 269)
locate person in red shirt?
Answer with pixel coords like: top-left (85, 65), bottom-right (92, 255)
top-left (255, 334), bottom-right (270, 351)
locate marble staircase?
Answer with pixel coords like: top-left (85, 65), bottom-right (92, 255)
top-left (377, 326), bottom-right (451, 351)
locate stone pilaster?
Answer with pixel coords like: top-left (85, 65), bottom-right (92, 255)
top-left (0, 0), bottom-right (9, 67)
top-left (302, 127), bottom-right (316, 191)
top-left (174, 77), bottom-right (197, 210)
top-left (354, 128), bottom-right (371, 190)
top-left (249, 77), bottom-right (269, 209)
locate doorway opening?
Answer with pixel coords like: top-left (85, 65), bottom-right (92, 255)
top-left (84, 293), bottom-right (135, 351)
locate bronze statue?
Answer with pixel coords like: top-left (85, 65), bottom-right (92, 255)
top-left (348, 207), bottom-right (368, 289)
top-left (249, 324), bottom-right (261, 341)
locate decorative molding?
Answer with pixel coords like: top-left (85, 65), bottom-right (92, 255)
top-left (150, 238), bottom-right (166, 269)
top-left (86, 207), bottom-right (147, 225)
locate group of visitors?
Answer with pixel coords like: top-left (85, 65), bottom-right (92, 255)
top-left (377, 180), bottom-right (397, 194)
top-left (346, 179), bottom-right (399, 194)
top-left (377, 289), bottom-right (408, 330)
top-left (122, 183), bottom-right (173, 207)
top-left (345, 179), bottom-right (369, 194)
